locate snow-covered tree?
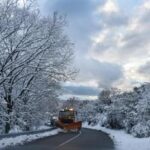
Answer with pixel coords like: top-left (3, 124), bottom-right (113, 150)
top-left (0, 0), bottom-right (75, 133)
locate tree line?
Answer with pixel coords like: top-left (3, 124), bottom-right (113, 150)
top-left (62, 83), bottom-right (150, 138)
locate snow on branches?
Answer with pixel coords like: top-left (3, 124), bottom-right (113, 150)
top-left (0, 0), bottom-right (75, 133)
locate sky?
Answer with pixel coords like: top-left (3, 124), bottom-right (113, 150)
top-left (37, 0), bottom-right (150, 100)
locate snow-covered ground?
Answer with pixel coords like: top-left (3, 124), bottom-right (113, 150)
top-left (8, 125), bottom-right (51, 134)
top-left (0, 129), bottom-right (60, 149)
top-left (83, 123), bottom-right (150, 150)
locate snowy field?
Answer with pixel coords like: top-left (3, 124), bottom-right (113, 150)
top-left (0, 129), bottom-right (60, 149)
top-left (83, 123), bottom-right (150, 150)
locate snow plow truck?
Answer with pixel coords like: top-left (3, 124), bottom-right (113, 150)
top-left (53, 108), bottom-right (82, 131)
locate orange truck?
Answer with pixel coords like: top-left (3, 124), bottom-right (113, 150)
top-left (55, 108), bottom-right (82, 131)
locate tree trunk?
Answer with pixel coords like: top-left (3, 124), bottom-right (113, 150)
top-left (5, 94), bottom-right (13, 134)
top-left (5, 122), bottom-right (11, 134)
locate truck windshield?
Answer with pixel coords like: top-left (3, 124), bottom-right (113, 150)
top-left (59, 111), bottom-right (75, 118)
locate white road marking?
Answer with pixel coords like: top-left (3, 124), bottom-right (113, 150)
top-left (55, 131), bottom-right (82, 149)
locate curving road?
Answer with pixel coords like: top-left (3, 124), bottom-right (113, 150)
top-left (4, 128), bottom-right (114, 150)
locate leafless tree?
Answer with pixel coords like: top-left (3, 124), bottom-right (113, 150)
top-left (0, 0), bottom-right (75, 133)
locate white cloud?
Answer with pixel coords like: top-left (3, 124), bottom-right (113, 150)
top-left (91, 29), bottom-right (109, 44)
top-left (143, 0), bottom-right (150, 9)
top-left (98, 0), bottom-right (118, 14)
top-left (89, 0), bottom-right (150, 89)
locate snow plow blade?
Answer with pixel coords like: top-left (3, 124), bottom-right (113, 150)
top-left (56, 121), bottom-right (82, 131)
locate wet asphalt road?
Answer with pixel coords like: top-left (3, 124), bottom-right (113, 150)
top-left (4, 128), bottom-right (114, 150)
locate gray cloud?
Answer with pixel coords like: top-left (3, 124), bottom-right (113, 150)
top-left (63, 85), bottom-right (99, 96)
top-left (76, 59), bottom-right (123, 88)
top-left (43, 0), bottom-right (101, 51)
top-left (121, 31), bottom-right (150, 53)
top-left (138, 7), bottom-right (150, 24)
top-left (99, 12), bottom-right (128, 28)
top-left (40, 0), bottom-right (129, 56)
top-left (138, 61), bottom-right (150, 77)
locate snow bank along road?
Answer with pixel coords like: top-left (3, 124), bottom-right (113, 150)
top-left (3, 128), bottom-right (114, 150)
top-left (0, 128), bottom-right (55, 140)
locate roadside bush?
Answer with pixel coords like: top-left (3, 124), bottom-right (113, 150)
top-left (124, 111), bottom-right (139, 133)
top-left (105, 112), bottom-right (124, 129)
top-left (131, 122), bottom-right (150, 138)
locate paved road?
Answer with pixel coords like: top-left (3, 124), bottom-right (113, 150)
top-left (4, 128), bottom-right (114, 150)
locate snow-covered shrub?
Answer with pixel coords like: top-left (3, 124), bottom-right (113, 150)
top-left (9, 125), bottom-right (22, 134)
top-left (98, 113), bottom-right (108, 127)
top-left (104, 111), bottom-right (124, 129)
top-left (131, 122), bottom-right (150, 138)
top-left (147, 120), bottom-right (150, 128)
top-left (124, 111), bottom-right (139, 133)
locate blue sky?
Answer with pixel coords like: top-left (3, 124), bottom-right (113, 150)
top-left (38, 0), bottom-right (150, 99)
